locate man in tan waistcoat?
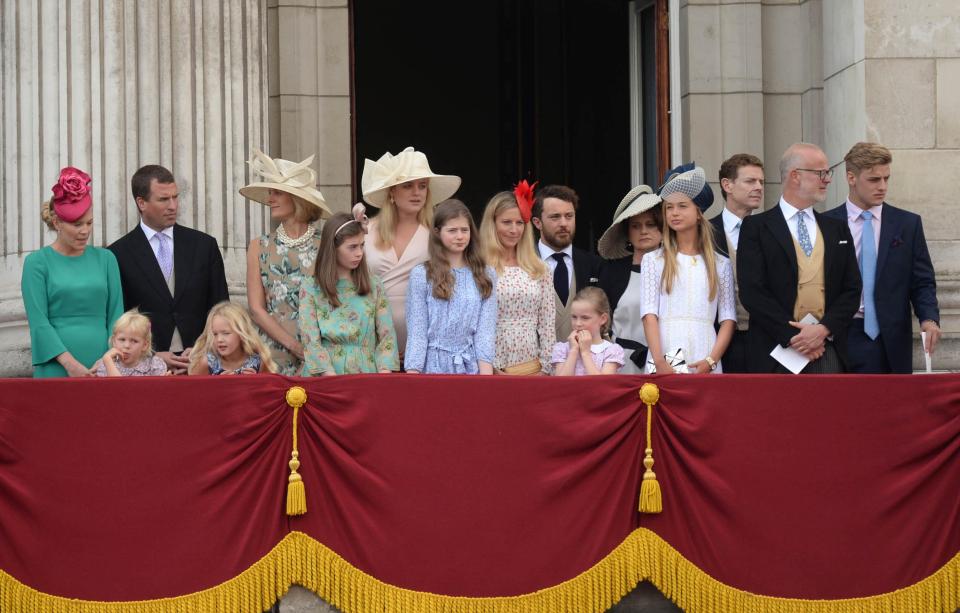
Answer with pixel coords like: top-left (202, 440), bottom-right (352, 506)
top-left (736, 143), bottom-right (861, 373)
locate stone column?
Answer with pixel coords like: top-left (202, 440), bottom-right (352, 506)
top-left (679, 0), bottom-right (765, 216)
top-left (0, 0), bottom-right (270, 376)
top-left (267, 0), bottom-right (352, 215)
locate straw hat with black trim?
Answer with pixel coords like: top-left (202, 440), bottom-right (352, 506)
top-left (598, 184), bottom-right (662, 259)
top-left (361, 146), bottom-right (461, 209)
top-left (239, 149), bottom-right (332, 218)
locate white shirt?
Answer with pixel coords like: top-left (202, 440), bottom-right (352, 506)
top-left (721, 207), bottom-right (745, 251)
top-left (778, 197), bottom-right (818, 249)
top-left (538, 240), bottom-right (574, 289)
top-left (140, 221), bottom-right (175, 263)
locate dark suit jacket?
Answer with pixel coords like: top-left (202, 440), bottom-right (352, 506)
top-left (736, 205), bottom-right (862, 373)
top-left (710, 214), bottom-right (729, 257)
top-left (572, 246), bottom-right (604, 293)
top-left (108, 223), bottom-right (229, 351)
top-left (823, 202), bottom-right (939, 373)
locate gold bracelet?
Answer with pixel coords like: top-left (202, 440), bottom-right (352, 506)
top-left (704, 356), bottom-right (717, 371)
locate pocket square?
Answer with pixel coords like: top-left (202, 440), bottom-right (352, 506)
top-left (589, 277), bottom-right (599, 283)
top-left (839, 240), bottom-right (848, 244)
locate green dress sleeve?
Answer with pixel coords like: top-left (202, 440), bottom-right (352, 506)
top-left (298, 278), bottom-right (333, 375)
top-left (21, 251), bottom-right (68, 365)
top-left (373, 277), bottom-right (400, 371)
top-left (103, 249), bottom-right (124, 331)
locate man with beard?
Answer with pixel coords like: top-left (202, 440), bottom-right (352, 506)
top-left (823, 142), bottom-right (940, 373)
top-left (531, 185), bottom-right (603, 340)
top-left (737, 143), bottom-right (861, 373)
top-left (710, 153), bottom-right (765, 372)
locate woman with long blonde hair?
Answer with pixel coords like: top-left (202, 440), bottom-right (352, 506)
top-left (640, 164), bottom-right (736, 374)
top-left (479, 184), bottom-right (555, 375)
top-left (360, 147), bottom-right (460, 357)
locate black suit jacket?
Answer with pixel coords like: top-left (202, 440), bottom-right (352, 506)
top-left (710, 213), bottom-right (729, 257)
top-left (572, 246), bottom-right (604, 294)
top-left (108, 223), bottom-right (229, 351)
top-left (823, 202), bottom-right (939, 373)
top-left (736, 205), bottom-right (862, 372)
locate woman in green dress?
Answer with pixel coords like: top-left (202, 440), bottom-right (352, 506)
top-left (21, 167), bottom-right (124, 377)
top-left (240, 149), bottom-right (332, 376)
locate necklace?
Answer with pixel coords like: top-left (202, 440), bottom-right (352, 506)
top-left (276, 223), bottom-right (315, 248)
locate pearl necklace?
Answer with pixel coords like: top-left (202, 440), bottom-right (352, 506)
top-left (276, 223), bottom-right (316, 248)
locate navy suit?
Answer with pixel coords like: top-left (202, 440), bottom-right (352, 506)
top-left (823, 203), bottom-right (939, 373)
top-left (737, 205), bottom-right (862, 373)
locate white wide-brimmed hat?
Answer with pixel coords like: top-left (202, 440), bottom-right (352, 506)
top-left (360, 146), bottom-right (461, 209)
top-left (239, 149), bottom-right (332, 218)
top-left (597, 184), bottom-right (662, 259)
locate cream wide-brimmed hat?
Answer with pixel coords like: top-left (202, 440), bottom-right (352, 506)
top-left (597, 184), bottom-right (662, 259)
top-left (239, 149), bottom-right (333, 218)
top-left (360, 146), bottom-right (461, 208)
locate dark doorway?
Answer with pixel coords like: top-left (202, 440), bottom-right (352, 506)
top-left (351, 0), bottom-right (643, 251)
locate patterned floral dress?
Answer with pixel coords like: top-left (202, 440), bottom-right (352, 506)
top-left (257, 231), bottom-right (320, 376)
top-left (298, 276), bottom-right (400, 375)
top-left (493, 266), bottom-right (556, 374)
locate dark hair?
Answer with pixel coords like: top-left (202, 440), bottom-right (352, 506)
top-left (531, 184), bottom-right (579, 220)
top-left (718, 154), bottom-right (764, 200)
top-left (314, 213), bottom-right (371, 309)
top-left (620, 205), bottom-right (662, 244)
top-left (132, 165), bottom-right (176, 201)
top-left (426, 199), bottom-right (493, 301)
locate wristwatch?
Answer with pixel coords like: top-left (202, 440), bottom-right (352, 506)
top-left (704, 356), bottom-right (717, 371)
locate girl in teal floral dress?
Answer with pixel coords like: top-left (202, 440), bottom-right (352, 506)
top-left (299, 206), bottom-right (400, 376)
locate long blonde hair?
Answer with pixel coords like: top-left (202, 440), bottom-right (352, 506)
top-left (479, 191), bottom-right (547, 278)
top-left (374, 185), bottom-right (434, 249)
top-left (425, 199), bottom-right (493, 301)
top-left (188, 302), bottom-right (277, 373)
top-left (660, 207), bottom-right (720, 301)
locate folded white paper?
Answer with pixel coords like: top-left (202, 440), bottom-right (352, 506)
top-left (770, 314), bottom-right (820, 374)
top-left (921, 331), bottom-right (932, 373)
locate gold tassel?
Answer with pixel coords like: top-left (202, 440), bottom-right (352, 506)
top-left (638, 383), bottom-right (662, 514)
top-left (285, 386), bottom-right (308, 516)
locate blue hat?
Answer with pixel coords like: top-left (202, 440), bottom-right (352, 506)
top-left (658, 162), bottom-right (714, 213)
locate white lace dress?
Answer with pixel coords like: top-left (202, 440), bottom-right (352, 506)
top-left (639, 248), bottom-right (736, 373)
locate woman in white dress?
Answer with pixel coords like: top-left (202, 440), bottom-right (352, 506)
top-left (360, 147), bottom-right (461, 357)
top-left (641, 164), bottom-right (736, 374)
top-left (479, 184), bottom-right (556, 375)
top-left (597, 185), bottom-right (663, 374)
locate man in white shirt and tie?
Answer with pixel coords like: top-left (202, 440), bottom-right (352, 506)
top-left (709, 153), bottom-right (765, 372)
top-left (531, 184), bottom-right (603, 341)
top-left (737, 143), bottom-right (861, 373)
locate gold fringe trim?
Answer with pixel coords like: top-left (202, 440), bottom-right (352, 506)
top-left (1, 529), bottom-right (957, 613)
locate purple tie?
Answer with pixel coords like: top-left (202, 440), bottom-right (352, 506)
top-left (156, 233), bottom-right (173, 280)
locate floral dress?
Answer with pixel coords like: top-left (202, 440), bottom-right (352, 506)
top-left (298, 276), bottom-right (400, 375)
top-left (493, 266), bottom-right (556, 373)
top-left (257, 230), bottom-right (320, 376)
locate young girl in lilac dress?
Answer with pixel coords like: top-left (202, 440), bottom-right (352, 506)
top-left (404, 199), bottom-right (497, 375)
top-left (92, 310), bottom-right (168, 376)
top-left (298, 205), bottom-right (400, 376)
top-left (551, 287), bottom-right (625, 375)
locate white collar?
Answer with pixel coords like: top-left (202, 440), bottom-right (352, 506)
top-left (140, 221), bottom-right (174, 242)
top-left (589, 339), bottom-right (612, 354)
top-left (538, 240), bottom-right (573, 260)
top-left (778, 196), bottom-right (814, 221)
top-left (721, 207), bottom-right (745, 233)
top-left (845, 199), bottom-right (883, 222)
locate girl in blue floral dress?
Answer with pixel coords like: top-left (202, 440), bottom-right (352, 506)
top-left (299, 206), bottom-right (400, 376)
top-left (404, 199), bottom-right (497, 375)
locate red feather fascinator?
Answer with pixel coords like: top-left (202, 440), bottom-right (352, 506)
top-left (513, 179), bottom-right (537, 223)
